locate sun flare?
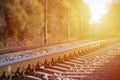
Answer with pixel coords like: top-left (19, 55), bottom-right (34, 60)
top-left (84, 0), bottom-right (112, 24)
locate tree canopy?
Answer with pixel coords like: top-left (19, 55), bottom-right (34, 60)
top-left (0, 0), bottom-right (91, 47)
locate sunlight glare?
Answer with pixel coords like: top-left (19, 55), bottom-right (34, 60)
top-left (84, 0), bottom-right (111, 24)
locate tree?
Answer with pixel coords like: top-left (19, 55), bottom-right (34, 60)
top-left (47, 0), bottom-right (91, 43)
top-left (101, 1), bottom-right (120, 37)
top-left (0, 0), bottom-right (44, 47)
top-left (0, 0), bottom-right (91, 47)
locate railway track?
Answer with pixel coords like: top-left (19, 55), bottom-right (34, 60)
top-left (0, 38), bottom-right (120, 80)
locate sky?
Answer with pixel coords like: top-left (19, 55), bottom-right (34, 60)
top-left (83, 0), bottom-right (112, 24)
